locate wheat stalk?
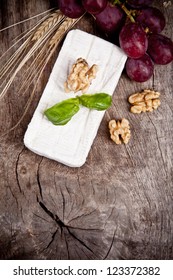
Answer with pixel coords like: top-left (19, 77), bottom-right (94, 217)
top-left (0, 15), bottom-right (50, 80)
top-left (0, 11), bottom-right (72, 100)
top-left (0, 8), bottom-right (55, 32)
top-left (0, 9), bottom-right (83, 137)
top-left (49, 17), bottom-right (76, 48)
top-left (31, 10), bottom-right (65, 41)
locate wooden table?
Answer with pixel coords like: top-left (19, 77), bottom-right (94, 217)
top-left (0, 0), bottom-right (173, 260)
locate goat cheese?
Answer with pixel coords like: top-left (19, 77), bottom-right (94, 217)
top-left (24, 29), bottom-right (127, 167)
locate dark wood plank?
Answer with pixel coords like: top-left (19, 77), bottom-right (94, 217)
top-left (0, 0), bottom-right (173, 260)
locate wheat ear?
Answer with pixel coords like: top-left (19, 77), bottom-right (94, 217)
top-left (49, 17), bottom-right (77, 48)
top-left (0, 11), bottom-right (83, 137)
top-left (31, 10), bottom-right (65, 41)
top-left (0, 11), bottom-right (66, 100)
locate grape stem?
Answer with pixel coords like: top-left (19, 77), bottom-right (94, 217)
top-left (112, 0), bottom-right (135, 23)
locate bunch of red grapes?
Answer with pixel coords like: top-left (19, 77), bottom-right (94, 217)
top-left (58, 0), bottom-right (173, 83)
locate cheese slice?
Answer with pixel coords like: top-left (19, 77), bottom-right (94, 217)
top-left (24, 29), bottom-right (127, 167)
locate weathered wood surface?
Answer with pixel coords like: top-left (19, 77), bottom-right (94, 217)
top-left (0, 0), bottom-right (173, 260)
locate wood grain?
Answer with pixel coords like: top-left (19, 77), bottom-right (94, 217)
top-left (0, 0), bottom-right (173, 260)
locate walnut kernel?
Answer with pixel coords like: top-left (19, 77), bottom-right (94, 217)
top-left (128, 89), bottom-right (161, 114)
top-left (64, 58), bottom-right (98, 93)
top-left (109, 118), bottom-right (131, 145)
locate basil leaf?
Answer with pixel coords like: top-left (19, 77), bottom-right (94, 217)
top-left (78, 93), bottom-right (112, 111)
top-left (44, 97), bottom-right (80, 125)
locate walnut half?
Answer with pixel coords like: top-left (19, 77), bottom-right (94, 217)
top-left (109, 118), bottom-right (131, 145)
top-left (64, 58), bottom-right (98, 93)
top-left (128, 89), bottom-right (161, 114)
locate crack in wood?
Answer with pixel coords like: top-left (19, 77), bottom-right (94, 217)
top-left (36, 158), bottom-right (43, 200)
top-left (67, 227), bottom-right (94, 254)
top-left (54, 172), bottom-right (65, 220)
top-left (76, 244), bottom-right (91, 259)
top-left (39, 201), bottom-right (65, 228)
top-left (57, 180), bottom-right (65, 221)
top-left (64, 231), bottom-right (70, 259)
top-left (103, 230), bottom-right (116, 259)
top-left (8, 183), bottom-right (19, 209)
top-left (15, 147), bottom-right (25, 193)
top-left (46, 228), bottom-right (58, 249)
top-left (38, 200), bottom-right (97, 257)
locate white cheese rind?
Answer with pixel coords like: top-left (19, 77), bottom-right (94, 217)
top-left (24, 29), bottom-right (127, 167)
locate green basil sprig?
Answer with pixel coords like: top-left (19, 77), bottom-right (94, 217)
top-left (44, 93), bottom-right (112, 126)
top-left (78, 93), bottom-right (112, 111)
top-left (44, 97), bottom-right (80, 125)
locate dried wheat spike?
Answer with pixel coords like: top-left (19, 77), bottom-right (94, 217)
top-left (32, 10), bottom-right (65, 41)
top-left (49, 18), bottom-right (77, 48)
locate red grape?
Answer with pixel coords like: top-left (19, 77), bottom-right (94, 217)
top-left (126, 54), bottom-right (154, 82)
top-left (136, 7), bottom-right (165, 33)
top-left (59, 0), bottom-right (85, 18)
top-left (147, 34), bottom-right (173, 65)
top-left (82, 0), bottom-right (107, 15)
top-left (127, 0), bottom-right (153, 9)
top-left (95, 2), bottom-right (125, 35)
top-left (119, 23), bottom-right (148, 59)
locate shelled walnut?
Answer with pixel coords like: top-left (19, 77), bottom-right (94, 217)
top-left (64, 58), bottom-right (98, 93)
top-left (128, 89), bottom-right (161, 114)
top-left (109, 118), bottom-right (131, 145)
